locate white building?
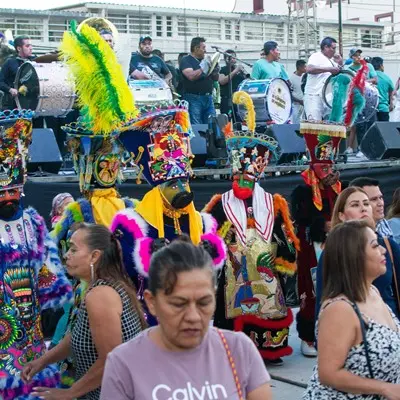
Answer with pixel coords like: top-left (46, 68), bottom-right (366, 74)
top-left (1, 2), bottom-right (398, 79)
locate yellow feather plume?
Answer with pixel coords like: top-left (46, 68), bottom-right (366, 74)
top-left (232, 91), bottom-right (256, 133)
top-left (60, 23), bottom-right (137, 135)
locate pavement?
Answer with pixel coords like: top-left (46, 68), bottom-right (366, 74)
top-left (269, 308), bottom-right (317, 399)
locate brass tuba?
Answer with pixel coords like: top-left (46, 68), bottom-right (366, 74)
top-left (77, 17), bottom-right (119, 39)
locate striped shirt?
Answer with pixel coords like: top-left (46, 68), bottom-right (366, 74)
top-left (376, 218), bottom-right (394, 238)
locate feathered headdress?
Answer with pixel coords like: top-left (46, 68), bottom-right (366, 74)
top-left (60, 20), bottom-right (138, 135)
top-left (0, 109), bottom-right (34, 191)
top-left (60, 20), bottom-right (139, 192)
top-left (344, 60), bottom-right (368, 126)
top-left (223, 91), bottom-right (279, 181)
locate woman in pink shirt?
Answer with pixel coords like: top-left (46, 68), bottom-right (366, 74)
top-left (100, 237), bottom-right (272, 400)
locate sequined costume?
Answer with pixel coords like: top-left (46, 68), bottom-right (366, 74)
top-left (291, 122), bottom-right (346, 344)
top-left (0, 110), bottom-right (72, 400)
top-left (111, 101), bottom-right (227, 325)
top-left (204, 92), bottom-right (299, 360)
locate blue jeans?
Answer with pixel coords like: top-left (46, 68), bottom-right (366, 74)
top-left (184, 93), bottom-right (216, 124)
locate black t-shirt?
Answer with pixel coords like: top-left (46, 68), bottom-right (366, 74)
top-left (129, 53), bottom-right (170, 79)
top-left (179, 55), bottom-right (213, 95)
top-left (219, 65), bottom-right (246, 98)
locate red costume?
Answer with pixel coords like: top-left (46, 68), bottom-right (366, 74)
top-left (291, 122), bottom-right (346, 345)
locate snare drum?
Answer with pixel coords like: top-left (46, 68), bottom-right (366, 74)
top-left (128, 79), bottom-right (172, 104)
top-left (15, 61), bottom-right (75, 117)
top-left (237, 79), bottom-right (292, 124)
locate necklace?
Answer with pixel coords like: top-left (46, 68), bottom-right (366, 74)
top-left (162, 202), bottom-right (188, 235)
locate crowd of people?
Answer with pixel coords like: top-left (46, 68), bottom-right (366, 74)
top-left (1, 24), bottom-right (400, 400)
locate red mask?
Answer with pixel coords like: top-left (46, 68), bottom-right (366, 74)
top-left (313, 164), bottom-right (339, 187)
top-left (232, 175), bottom-right (255, 200)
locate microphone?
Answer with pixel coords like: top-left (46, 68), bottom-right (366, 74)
top-left (211, 46), bottom-right (220, 50)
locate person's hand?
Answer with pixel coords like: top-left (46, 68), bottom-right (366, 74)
top-left (233, 65), bottom-right (244, 75)
top-left (390, 104), bottom-right (395, 112)
top-left (381, 383), bottom-right (400, 400)
top-left (21, 358), bottom-right (46, 383)
top-left (31, 387), bottom-right (74, 400)
top-left (9, 88), bottom-right (18, 97)
top-left (131, 70), bottom-right (149, 80)
top-left (330, 67), bottom-right (341, 75)
top-left (199, 58), bottom-right (211, 75)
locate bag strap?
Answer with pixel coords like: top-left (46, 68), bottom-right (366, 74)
top-left (383, 236), bottom-right (400, 308)
top-left (351, 303), bottom-right (374, 379)
top-left (216, 329), bottom-right (244, 400)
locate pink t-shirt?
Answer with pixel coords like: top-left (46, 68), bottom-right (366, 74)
top-left (100, 327), bottom-right (270, 400)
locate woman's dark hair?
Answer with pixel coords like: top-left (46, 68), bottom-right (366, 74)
top-left (148, 235), bottom-right (215, 295)
top-left (387, 187), bottom-right (400, 219)
top-left (331, 186), bottom-right (370, 228)
top-left (322, 219), bottom-right (375, 303)
top-left (72, 223), bottom-right (147, 329)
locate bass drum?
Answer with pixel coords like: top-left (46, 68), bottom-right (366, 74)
top-left (15, 61), bottom-right (75, 117)
top-left (323, 70), bottom-right (379, 124)
top-left (128, 79), bottom-right (172, 104)
top-left (237, 78), bottom-right (292, 125)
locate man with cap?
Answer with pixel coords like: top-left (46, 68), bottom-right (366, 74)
top-left (251, 41), bottom-right (290, 83)
top-left (0, 109), bottom-right (72, 398)
top-left (129, 35), bottom-right (172, 84)
top-left (204, 91), bottom-right (299, 365)
top-left (346, 48), bottom-right (377, 83)
top-left (111, 101), bottom-right (227, 326)
top-left (344, 48), bottom-right (377, 156)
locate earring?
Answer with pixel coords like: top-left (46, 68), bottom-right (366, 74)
top-left (90, 262), bottom-right (95, 282)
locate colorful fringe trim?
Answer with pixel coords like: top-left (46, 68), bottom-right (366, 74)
top-left (273, 194), bottom-right (300, 252)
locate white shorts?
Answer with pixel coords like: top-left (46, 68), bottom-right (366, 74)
top-left (303, 94), bottom-right (326, 121)
top-left (291, 103), bottom-right (304, 124)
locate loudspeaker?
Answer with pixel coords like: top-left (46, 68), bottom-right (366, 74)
top-left (360, 122), bottom-right (400, 160)
top-left (28, 128), bottom-right (63, 174)
top-left (191, 117), bottom-right (229, 168)
top-left (190, 124), bottom-right (208, 168)
top-left (268, 124), bottom-right (306, 164)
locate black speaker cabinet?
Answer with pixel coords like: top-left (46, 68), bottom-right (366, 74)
top-left (360, 122), bottom-right (400, 160)
top-left (268, 124), bottom-right (306, 164)
top-left (28, 128), bottom-right (63, 174)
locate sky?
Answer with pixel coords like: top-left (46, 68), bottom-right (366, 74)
top-left (6, 0), bottom-right (238, 12)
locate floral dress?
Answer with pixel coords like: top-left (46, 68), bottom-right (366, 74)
top-left (303, 297), bottom-right (400, 399)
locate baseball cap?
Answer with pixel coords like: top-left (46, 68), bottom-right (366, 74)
top-left (139, 35), bottom-right (152, 45)
top-left (349, 48), bottom-right (362, 58)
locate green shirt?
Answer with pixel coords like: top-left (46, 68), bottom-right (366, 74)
top-left (251, 59), bottom-right (289, 81)
top-left (346, 62), bottom-right (377, 79)
top-left (376, 70), bottom-right (394, 112)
